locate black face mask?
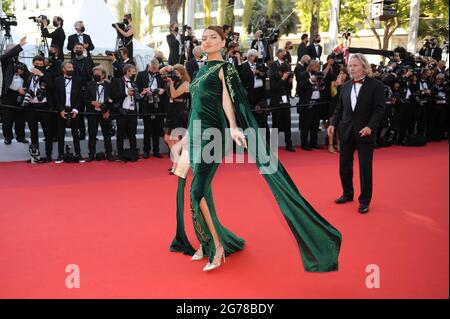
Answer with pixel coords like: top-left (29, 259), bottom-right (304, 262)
top-left (53, 21), bottom-right (59, 28)
top-left (66, 70), bottom-right (74, 77)
top-left (129, 74), bottom-right (136, 81)
top-left (80, 26), bottom-right (85, 33)
top-left (156, 57), bottom-right (163, 63)
top-left (123, 19), bottom-right (129, 25)
top-left (93, 75), bottom-right (102, 82)
top-left (174, 27), bottom-right (179, 33)
top-left (75, 50), bottom-right (83, 56)
top-left (35, 65), bottom-right (45, 71)
top-left (315, 39), bottom-right (321, 44)
top-left (49, 51), bottom-right (56, 57)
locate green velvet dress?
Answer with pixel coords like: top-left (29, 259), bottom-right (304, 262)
top-left (170, 61), bottom-right (342, 272)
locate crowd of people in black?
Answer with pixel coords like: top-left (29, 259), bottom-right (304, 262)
top-left (1, 18), bottom-right (448, 165)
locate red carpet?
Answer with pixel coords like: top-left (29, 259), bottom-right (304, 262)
top-left (0, 143), bottom-right (448, 299)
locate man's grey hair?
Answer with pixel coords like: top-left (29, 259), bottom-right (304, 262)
top-left (150, 58), bottom-right (160, 67)
top-left (74, 20), bottom-right (83, 28)
top-left (61, 61), bottom-right (73, 70)
top-left (246, 49), bottom-right (259, 58)
top-left (123, 63), bottom-right (136, 75)
top-left (192, 46), bottom-right (203, 57)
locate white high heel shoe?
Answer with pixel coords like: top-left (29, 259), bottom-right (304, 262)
top-left (191, 246), bottom-right (204, 261)
top-left (203, 245), bottom-right (226, 272)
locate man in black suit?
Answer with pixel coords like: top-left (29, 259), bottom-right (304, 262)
top-left (328, 54), bottom-right (385, 214)
top-left (251, 30), bottom-right (273, 63)
top-left (307, 34), bottom-right (323, 61)
top-left (270, 60), bottom-right (295, 152)
top-left (297, 60), bottom-right (323, 150)
top-left (294, 54), bottom-right (311, 96)
top-left (1, 37), bottom-right (30, 144)
top-left (136, 59), bottom-right (166, 159)
top-left (71, 42), bottom-right (95, 140)
top-left (54, 61), bottom-right (84, 163)
top-left (41, 16), bottom-right (66, 60)
top-left (238, 49), bottom-right (270, 143)
top-left (111, 64), bottom-right (139, 160)
top-left (167, 22), bottom-right (181, 65)
top-left (23, 55), bottom-right (55, 162)
top-left (67, 21), bottom-right (95, 59)
top-left (84, 66), bottom-right (114, 161)
top-left (185, 46), bottom-right (205, 81)
top-left (297, 33), bottom-right (309, 63)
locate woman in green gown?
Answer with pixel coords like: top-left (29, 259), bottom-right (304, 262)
top-left (170, 26), bottom-right (342, 272)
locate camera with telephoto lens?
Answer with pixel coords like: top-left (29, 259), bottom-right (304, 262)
top-left (64, 107), bottom-right (73, 128)
top-left (0, 14), bottom-right (18, 33)
top-left (29, 15), bottom-right (50, 29)
top-left (112, 22), bottom-right (126, 38)
top-left (35, 81), bottom-right (47, 102)
top-left (314, 71), bottom-right (325, 82)
top-left (161, 71), bottom-right (177, 81)
top-left (255, 63), bottom-right (268, 79)
top-left (19, 90), bottom-right (34, 107)
top-left (342, 30), bottom-right (351, 40)
top-left (15, 62), bottom-right (27, 73)
top-left (105, 50), bottom-right (123, 61)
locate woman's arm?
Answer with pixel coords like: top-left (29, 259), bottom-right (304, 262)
top-left (169, 80), bottom-right (189, 99)
top-left (219, 68), bottom-right (247, 148)
top-left (117, 25), bottom-right (134, 38)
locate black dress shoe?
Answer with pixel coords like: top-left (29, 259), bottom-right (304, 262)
top-left (286, 146), bottom-right (296, 152)
top-left (17, 138), bottom-right (29, 144)
top-left (4, 139), bottom-right (12, 145)
top-left (106, 154), bottom-right (115, 161)
top-left (335, 196), bottom-right (353, 204)
top-left (310, 144), bottom-right (324, 149)
top-left (143, 152), bottom-right (150, 159)
top-left (153, 152), bottom-right (163, 158)
top-left (301, 146), bottom-right (312, 151)
top-left (358, 205), bottom-right (370, 214)
top-left (86, 155), bottom-right (95, 162)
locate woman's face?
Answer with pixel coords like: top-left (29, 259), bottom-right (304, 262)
top-left (339, 71), bottom-right (348, 81)
top-left (202, 29), bottom-right (225, 55)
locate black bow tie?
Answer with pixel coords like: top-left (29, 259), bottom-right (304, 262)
top-left (65, 77), bottom-right (72, 80)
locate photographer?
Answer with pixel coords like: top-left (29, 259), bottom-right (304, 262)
top-left (23, 55), bottom-right (54, 162)
top-left (71, 42), bottom-right (95, 140)
top-left (111, 64), bottom-right (139, 161)
top-left (307, 34), bottom-right (323, 61)
top-left (297, 33), bottom-right (309, 63)
top-left (416, 68), bottom-right (434, 139)
top-left (297, 60), bottom-right (323, 150)
top-left (167, 23), bottom-right (182, 66)
top-left (41, 16), bottom-right (66, 60)
top-left (108, 47), bottom-right (135, 79)
top-left (85, 66), bottom-right (114, 162)
top-left (1, 37), bottom-right (30, 145)
top-left (270, 62), bottom-right (295, 152)
top-left (54, 61), bottom-right (83, 163)
top-left (67, 21), bottom-right (95, 59)
top-left (226, 42), bottom-right (243, 68)
top-left (223, 24), bottom-right (233, 48)
top-left (251, 30), bottom-right (272, 64)
top-left (284, 41), bottom-right (294, 65)
top-left (183, 25), bottom-right (197, 61)
top-left (160, 64), bottom-right (190, 173)
top-left (238, 49), bottom-right (270, 143)
top-left (136, 59), bottom-right (166, 159)
top-left (431, 73), bottom-right (448, 141)
top-left (294, 54), bottom-right (311, 91)
top-left (186, 46), bottom-right (205, 81)
top-left (114, 13), bottom-right (134, 60)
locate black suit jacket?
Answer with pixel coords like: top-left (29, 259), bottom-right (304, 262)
top-left (167, 33), bottom-right (181, 65)
top-left (23, 72), bottom-right (54, 108)
top-left (251, 39), bottom-right (272, 62)
top-left (136, 70), bottom-right (166, 113)
top-left (294, 63), bottom-right (307, 96)
top-left (111, 77), bottom-right (138, 112)
top-left (331, 77), bottom-right (385, 144)
top-left (67, 33), bottom-right (95, 59)
top-left (297, 71), bottom-right (315, 107)
top-left (41, 27), bottom-right (66, 60)
top-left (297, 42), bottom-right (308, 62)
top-left (185, 59), bottom-right (200, 81)
top-left (307, 43), bottom-right (323, 60)
top-left (54, 75), bottom-right (83, 112)
top-left (1, 45), bottom-right (30, 96)
top-left (71, 56), bottom-right (95, 86)
top-left (84, 80), bottom-right (112, 112)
